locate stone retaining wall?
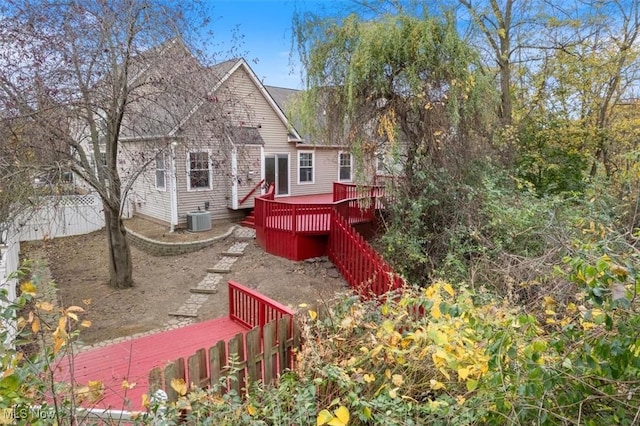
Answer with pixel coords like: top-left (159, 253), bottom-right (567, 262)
top-left (125, 226), bottom-right (238, 256)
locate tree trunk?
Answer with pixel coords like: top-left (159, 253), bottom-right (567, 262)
top-left (104, 207), bottom-right (133, 289)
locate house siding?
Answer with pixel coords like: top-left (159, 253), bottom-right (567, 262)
top-left (290, 147), bottom-right (339, 196)
top-left (120, 140), bottom-right (173, 224)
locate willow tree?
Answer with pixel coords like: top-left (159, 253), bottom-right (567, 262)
top-left (0, 0), bottom-right (211, 289)
top-left (294, 11), bottom-right (496, 281)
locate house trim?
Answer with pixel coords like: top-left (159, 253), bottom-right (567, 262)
top-left (231, 145), bottom-right (238, 210)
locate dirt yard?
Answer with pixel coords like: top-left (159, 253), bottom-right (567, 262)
top-left (20, 218), bottom-right (349, 345)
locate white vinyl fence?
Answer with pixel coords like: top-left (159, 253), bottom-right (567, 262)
top-left (14, 194), bottom-right (105, 242)
top-left (1, 194), bottom-right (105, 345)
top-left (1, 230), bottom-right (20, 346)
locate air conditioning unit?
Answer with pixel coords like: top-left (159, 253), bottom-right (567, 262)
top-left (186, 211), bottom-right (212, 232)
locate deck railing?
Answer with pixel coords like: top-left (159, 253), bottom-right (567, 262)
top-left (328, 209), bottom-right (404, 299)
top-left (228, 280), bottom-right (295, 332)
top-left (239, 179), bottom-right (265, 206)
top-left (333, 182), bottom-right (386, 203)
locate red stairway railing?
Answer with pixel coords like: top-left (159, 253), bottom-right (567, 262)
top-left (239, 178), bottom-right (266, 206)
top-left (228, 280), bottom-right (294, 333)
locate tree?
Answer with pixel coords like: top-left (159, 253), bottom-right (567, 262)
top-left (0, 0), bottom-right (215, 288)
top-left (294, 10), bottom-right (496, 281)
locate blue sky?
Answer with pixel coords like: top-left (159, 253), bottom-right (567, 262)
top-left (203, 0), bottom-right (339, 89)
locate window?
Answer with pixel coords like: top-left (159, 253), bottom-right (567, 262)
top-left (155, 153), bottom-right (166, 190)
top-left (188, 151), bottom-right (211, 190)
top-left (376, 152), bottom-right (386, 174)
top-left (298, 151), bottom-right (314, 184)
top-left (338, 152), bottom-right (352, 181)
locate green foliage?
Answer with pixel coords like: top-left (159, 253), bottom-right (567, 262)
top-left (0, 265), bottom-right (96, 425)
top-left (515, 117), bottom-right (590, 195)
top-left (154, 276), bottom-right (638, 425)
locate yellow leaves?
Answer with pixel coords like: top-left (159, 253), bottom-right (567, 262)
top-left (363, 373), bottom-right (376, 383)
top-left (247, 404), bottom-right (257, 416)
top-left (457, 367), bottom-right (470, 381)
top-left (391, 374), bottom-right (404, 387)
top-left (76, 381), bottom-right (105, 403)
top-left (81, 320), bottom-right (92, 328)
top-left (19, 281), bottom-right (36, 296)
top-left (317, 406), bottom-right (350, 426)
top-left (431, 303), bottom-right (442, 319)
top-left (171, 378), bottom-right (188, 396)
top-left (31, 317), bottom-right (40, 334)
top-left (52, 316), bottom-right (68, 354)
top-left (121, 380), bottom-right (136, 390)
top-left (141, 393), bottom-right (150, 408)
top-left (430, 379), bottom-right (446, 390)
top-left (36, 301), bottom-right (54, 312)
top-left (381, 319), bottom-right (394, 334)
top-left (309, 310), bottom-right (318, 321)
top-left (443, 283), bottom-right (455, 297)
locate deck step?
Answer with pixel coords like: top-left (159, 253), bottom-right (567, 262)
top-left (240, 210), bottom-right (256, 229)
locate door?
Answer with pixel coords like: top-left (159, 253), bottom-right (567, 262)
top-left (264, 154), bottom-right (289, 196)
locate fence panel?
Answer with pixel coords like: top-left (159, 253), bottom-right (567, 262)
top-left (15, 194), bottom-right (105, 242)
top-left (148, 316), bottom-right (296, 402)
top-left (0, 231), bottom-right (20, 346)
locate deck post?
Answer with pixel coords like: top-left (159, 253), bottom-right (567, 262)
top-left (229, 282), bottom-right (236, 320)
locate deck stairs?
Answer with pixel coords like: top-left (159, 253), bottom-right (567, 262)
top-left (240, 209), bottom-right (256, 229)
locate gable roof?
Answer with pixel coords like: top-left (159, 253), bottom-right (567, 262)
top-left (119, 39), bottom-right (302, 143)
top-left (167, 58), bottom-right (302, 142)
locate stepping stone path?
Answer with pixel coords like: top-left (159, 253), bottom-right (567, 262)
top-left (168, 226), bottom-right (255, 319)
top-left (72, 226), bottom-right (256, 353)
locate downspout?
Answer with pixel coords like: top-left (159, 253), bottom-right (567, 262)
top-left (169, 141), bottom-right (178, 232)
top-left (231, 142), bottom-right (238, 210)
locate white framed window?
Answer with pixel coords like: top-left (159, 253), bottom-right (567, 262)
top-left (338, 151), bottom-right (352, 182)
top-left (187, 150), bottom-right (212, 191)
top-left (155, 153), bottom-right (166, 190)
top-left (298, 151), bottom-right (314, 184)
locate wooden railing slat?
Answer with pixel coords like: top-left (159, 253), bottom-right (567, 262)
top-left (209, 340), bottom-right (226, 391)
top-left (246, 327), bottom-right (262, 385)
top-left (263, 321), bottom-right (276, 386)
top-left (164, 358), bottom-right (185, 402)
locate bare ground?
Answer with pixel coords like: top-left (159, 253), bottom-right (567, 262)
top-left (20, 217), bottom-right (349, 345)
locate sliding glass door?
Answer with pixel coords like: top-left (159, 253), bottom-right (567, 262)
top-left (264, 154), bottom-right (289, 196)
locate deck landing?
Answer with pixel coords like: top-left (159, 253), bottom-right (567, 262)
top-left (54, 316), bottom-right (247, 411)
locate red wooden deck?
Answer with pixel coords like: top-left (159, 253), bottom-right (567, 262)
top-left (255, 184), bottom-right (379, 260)
top-left (53, 316), bottom-right (247, 412)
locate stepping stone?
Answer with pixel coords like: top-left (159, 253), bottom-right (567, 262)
top-left (168, 310), bottom-right (198, 318)
top-left (207, 256), bottom-right (238, 273)
top-left (234, 227), bottom-right (256, 239)
top-left (190, 287), bottom-right (218, 294)
top-left (223, 241), bottom-right (249, 257)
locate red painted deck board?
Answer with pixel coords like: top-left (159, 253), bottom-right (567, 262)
top-left (54, 316), bottom-right (247, 412)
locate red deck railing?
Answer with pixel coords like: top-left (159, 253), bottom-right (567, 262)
top-left (239, 178), bottom-right (265, 206)
top-left (328, 209), bottom-right (404, 299)
top-left (228, 280), bottom-right (295, 332)
top-left (254, 180), bottom-right (404, 296)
